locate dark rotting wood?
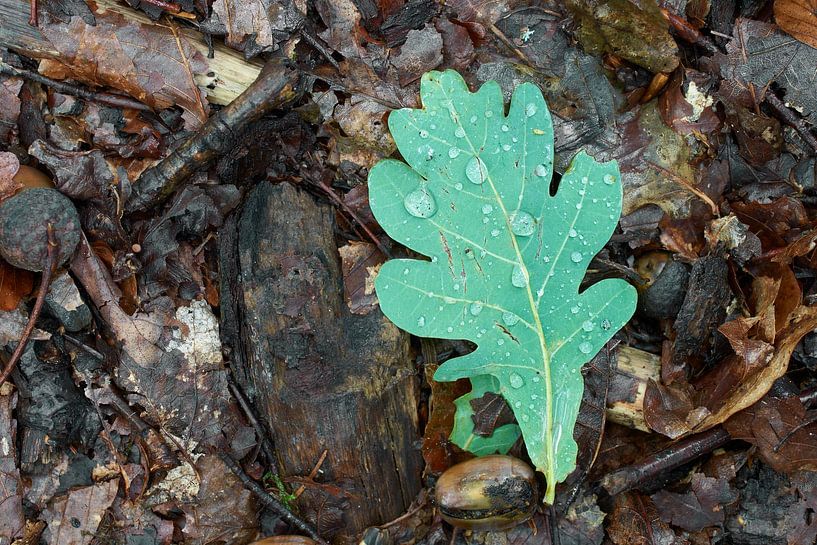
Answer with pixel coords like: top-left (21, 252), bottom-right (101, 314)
top-left (219, 182), bottom-right (422, 543)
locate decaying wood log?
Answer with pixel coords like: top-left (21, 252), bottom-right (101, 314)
top-left (219, 182), bottom-right (422, 544)
top-left (0, 0), bottom-right (261, 106)
top-left (606, 346), bottom-right (659, 432)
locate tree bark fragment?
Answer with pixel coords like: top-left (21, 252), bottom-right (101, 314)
top-left (219, 182), bottom-right (423, 543)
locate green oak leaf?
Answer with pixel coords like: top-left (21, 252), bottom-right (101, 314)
top-left (369, 70), bottom-right (637, 503)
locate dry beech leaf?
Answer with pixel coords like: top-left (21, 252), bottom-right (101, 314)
top-left (775, 0), bottom-right (817, 50)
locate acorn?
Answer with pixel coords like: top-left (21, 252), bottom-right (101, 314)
top-left (434, 455), bottom-right (538, 531)
top-left (634, 251), bottom-right (689, 319)
top-left (0, 166), bottom-right (79, 272)
top-left (249, 537), bottom-right (318, 545)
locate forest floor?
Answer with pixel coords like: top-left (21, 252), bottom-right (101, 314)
top-left (2, 0), bottom-right (817, 544)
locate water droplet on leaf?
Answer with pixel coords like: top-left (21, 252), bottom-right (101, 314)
top-left (509, 372), bottom-right (524, 388)
top-left (525, 103), bottom-right (537, 117)
top-left (604, 174), bottom-right (616, 185)
top-left (582, 320), bottom-right (594, 332)
top-left (465, 156), bottom-right (488, 185)
top-left (511, 264), bottom-right (528, 287)
top-left (448, 147), bottom-right (460, 158)
top-left (579, 341), bottom-right (592, 354)
top-left (403, 187), bottom-right (437, 218)
top-left (502, 312), bottom-right (520, 326)
top-left (455, 127), bottom-right (466, 138)
top-left (534, 164), bottom-right (548, 177)
top-left (571, 251), bottom-right (582, 263)
top-left (469, 302), bottom-right (484, 316)
top-left (510, 211), bottom-right (536, 236)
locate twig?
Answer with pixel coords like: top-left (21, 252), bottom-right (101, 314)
top-left (299, 26), bottom-right (340, 70)
top-left (489, 23), bottom-right (534, 66)
top-left (127, 58), bottom-right (302, 212)
top-left (0, 224), bottom-right (58, 387)
top-left (227, 380), bottom-right (280, 471)
top-left (304, 170), bottom-right (392, 259)
top-left (660, 8), bottom-right (719, 55)
top-left (378, 491), bottom-right (428, 529)
top-left (764, 93), bottom-right (817, 154)
top-left (0, 61), bottom-right (152, 112)
top-left (646, 161), bottom-right (720, 217)
top-left (219, 452), bottom-right (328, 545)
top-left (599, 427), bottom-right (731, 496)
top-left (141, 0), bottom-right (182, 13)
top-left (28, 0), bottom-right (37, 26)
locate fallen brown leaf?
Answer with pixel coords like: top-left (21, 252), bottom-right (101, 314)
top-left (42, 479), bottom-right (119, 545)
top-left (775, 0), bottom-right (817, 50)
top-left (0, 258), bottom-right (33, 312)
top-left (725, 393), bottom-right (817, 473)
top-left (36, 7), bottom-right (209, 128)
top-left (693, 305), bottom-right (817, 433)
top-left (0, 152), bottom-right (22, 204)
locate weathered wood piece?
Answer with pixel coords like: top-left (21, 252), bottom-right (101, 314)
top-left (0, 0), bottom-right (262, 106)
top-left (220, 182), bottom-right (422, 543)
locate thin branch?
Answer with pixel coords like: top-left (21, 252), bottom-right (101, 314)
top-left (0, 224), bottom-right (58, 387)
top-left (127, 58), bottom-right (301, 212)
top-left (764, 93), bottom-right (817, 155)
top-left (646, 160), bottom-right (720, 217)
top-left (304, 170), bottom-right (392, 259)
top-left (0, 61), bottom-right (152, 112)
top-left (219, 452), bottom-right (328, 545)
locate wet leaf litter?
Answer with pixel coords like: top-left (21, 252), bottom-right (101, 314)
top-left (370, 70), bottom-right (636, 503)
top-left (2, 0), bottom-right (817, 543)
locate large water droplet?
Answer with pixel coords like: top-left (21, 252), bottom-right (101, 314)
top-left (502, 144), bottom-right (511, 151)
top-left (403, 187), bottom-right (437, 218)
top-left (525, 103), bottom-right (537, 117)
top-left (501, 124), bottom-right (509, 132)
top-left (509, 372), bottom-right (525, 388)
top-left (490, 229), bottom-right (500, 237)
top-left (454, 182), bottom-right (463, 190)
top-left (469, 302), bottom-right (484, 316)
top-left (419, 130), bottom-right (429, 138)
top-left (448, 147), bottom-right (460, 158)
top-left (417, 316), bottom-right (426, 327)
top-left (534, 164), bottom-right (548, 177)
top-left (568, 228), bottom-right (577, 238)
top-left (510, 211), bottom-right (536, 236)
top-left (570, 306), bottom-right (580, 314)
top-left (603, 174), bottom-right (616, 185)
top-left (582, 320), bottom-right (595, 332)
top-left (579, 341), bottom-right (592, 354)
top-left (571, 251), bottom-right (583, 263)
top-left (465, 156), bottom-right (488, 185)
top-left (502, 312), bottom-right (520, 326)
top-left (482, 204), bottom-right (493, 214)
top-left (454, 127), bottom-right (466, 138)
top-left (511, 264), bottom-right (528, 287)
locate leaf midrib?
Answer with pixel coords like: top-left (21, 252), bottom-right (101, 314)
top-left (433, 81), bottom-right (557, 488)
